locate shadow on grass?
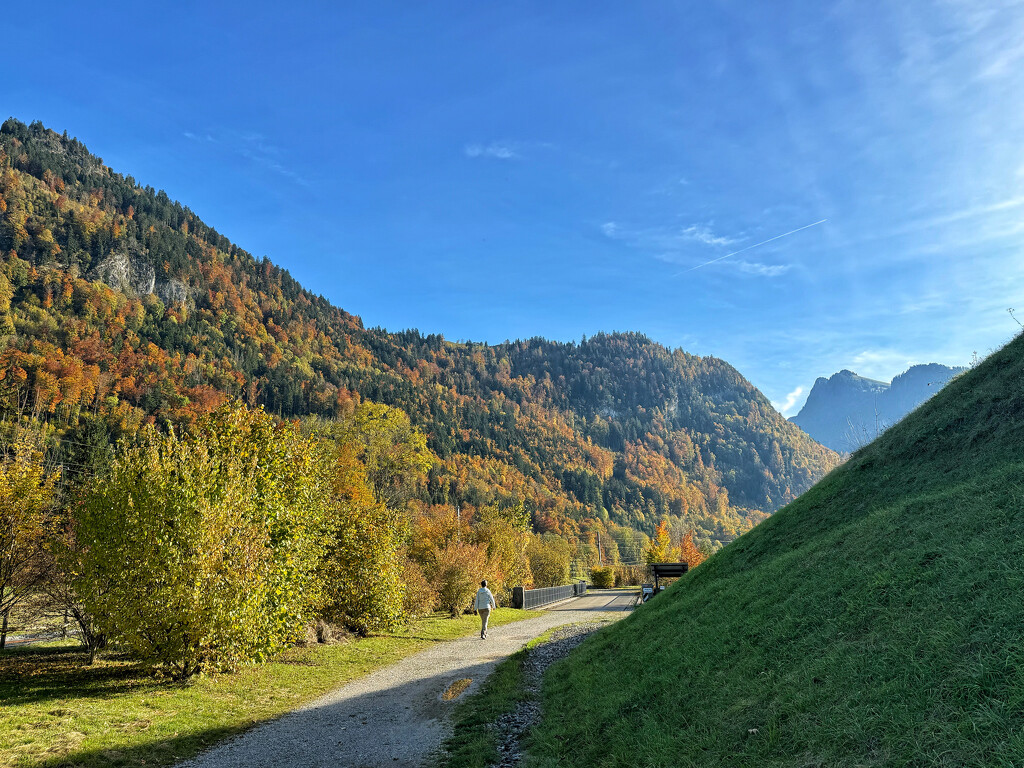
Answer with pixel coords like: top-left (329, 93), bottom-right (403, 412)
top-left (32, 725), bottom-right (246, 768)
top-left (1, 645), bottom-right (158, 707)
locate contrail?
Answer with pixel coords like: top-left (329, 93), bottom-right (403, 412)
top-left (680, 218), bottom-right (828, 273)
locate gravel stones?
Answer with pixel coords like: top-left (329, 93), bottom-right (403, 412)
top-left (489, 621), bottom-right (612, 768)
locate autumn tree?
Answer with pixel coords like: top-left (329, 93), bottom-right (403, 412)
top-left (678, 530), bottom-right (707, 569)
top-left (333, 402), bottom-right (431, 510)
top-left (474, 502), bottom-right (533, 604)
top-left (429, 540), bottom-right (489, 616)
top-left (527, 534), bottom-right (572, 588)
top-left (406, 502), bottom-right (473, 564)
top-left (75, 404), bottom-right (327, 678)
top-left (645, 520), bottom-right (676, 564)
top-left (41, 523), bottom-right (106, 662)
top-left (608, 524), bottom-right (649, 565)
top-left (0, 440), bottom-right (58, 648)
top-left (401, 558), bottom-right (436, 619)
top-left (316, 402), bottom-right (431, 633)
top-left (317, 442), bottom-right (406, 633)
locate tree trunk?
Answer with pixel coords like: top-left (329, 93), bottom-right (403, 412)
top-left (1, 608), bottom-right (8, 650)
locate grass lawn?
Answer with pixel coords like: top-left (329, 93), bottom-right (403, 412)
top-left (526, 335), bottom-right (1024, 767)
top-left (0, 608), bottom-right (542, 768)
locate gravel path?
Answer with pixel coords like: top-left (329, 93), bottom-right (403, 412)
top-left (2, 630), bottom-right (72, 647)
top-left (178, 595), bottom-right (632, 768)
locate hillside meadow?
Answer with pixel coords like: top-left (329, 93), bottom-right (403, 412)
top-left (524, 332), bottom-right (1024, 767)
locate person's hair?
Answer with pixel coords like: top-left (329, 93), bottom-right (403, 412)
top-left (481, 580), bottom-right (487, 587)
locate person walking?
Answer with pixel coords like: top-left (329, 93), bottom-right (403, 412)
top-left (475, 580), bottom-right (496, 639)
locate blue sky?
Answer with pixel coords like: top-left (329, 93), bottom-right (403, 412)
top-left (4, 1), bottom-right (1024, 415)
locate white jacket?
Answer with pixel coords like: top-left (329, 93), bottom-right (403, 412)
top-left (474, 587), bottom-right (496, 610)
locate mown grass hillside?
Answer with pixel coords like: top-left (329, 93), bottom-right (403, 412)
top-left (530, 332), bottom-right (1024, 767)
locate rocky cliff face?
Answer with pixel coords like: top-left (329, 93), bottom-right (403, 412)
top-left (791, 363), bottom-right (966, 452)
top-left (88, 244), bottom-right (190, 305)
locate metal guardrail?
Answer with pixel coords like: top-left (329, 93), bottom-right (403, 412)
top-left (513, 581), bottom-right (587, 609)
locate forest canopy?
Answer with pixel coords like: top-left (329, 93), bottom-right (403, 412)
top-left (0, 117), bottom-right (838, 558)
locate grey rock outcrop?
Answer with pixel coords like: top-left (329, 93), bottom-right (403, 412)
top-left (88, 246), bottom-right (155, 297)
top-left (87, 243), bottom-right (190, 305)
top-left (155, 277), bottom-right (189, 305)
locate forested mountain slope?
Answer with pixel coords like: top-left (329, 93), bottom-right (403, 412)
top-left (531, 331), bottom-right (1024, 766)
top-left (0, 118), bottom-right (837, 548)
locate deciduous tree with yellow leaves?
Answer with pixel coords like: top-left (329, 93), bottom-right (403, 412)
top-left (75, 404), bottom-right (328, 678)
top-left (0, 439), bottom-right (58, 648)
top-left (645, 520), bottom-right (676, 565)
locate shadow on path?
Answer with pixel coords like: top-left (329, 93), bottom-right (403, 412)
top-left (176, 607), bottom-right (628, 768)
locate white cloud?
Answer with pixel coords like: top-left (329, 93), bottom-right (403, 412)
top-left (464, 142), bottom-right (517, 160)
top-left (733, 260), bottom-right (791, 277)
top-left (599, 220), bottom-right (743, 261)
top-left (882, 195), bottom-right (1024, 240)
top-left (772, 386), bottom-right (804, 417)
top-left (681, 224), bottom-right (740, 247)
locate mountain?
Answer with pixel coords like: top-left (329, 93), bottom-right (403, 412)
top-left (0, 118), bottom-right (838, 549)
top-left (791, 362), bottom-right (966, 452)
top-left (529, 329), bottom-right (1024, 767)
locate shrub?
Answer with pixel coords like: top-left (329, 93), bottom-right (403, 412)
top-left (402, 558), bottom-right (437, 619)
top-left (75, 405), bottom-right (327, 678)
top-left (428, 541), bottom-right (489, 617)
top-left (590, 566), bottom-right (616, 588)
top-left (477, 503), bottom-right (532, 605)
top-left (0, 439), bottom-right (58, 650)
top-left (614, 564), bottom-right (647, 588)
top-left (44, 526), bottom-right (107, 663)
top-left (316, 402), bottom-right (431, 634)
top-left (317, 443), bottom-right (406, 634)
top-left (527, 534), bottom-right (571, 588)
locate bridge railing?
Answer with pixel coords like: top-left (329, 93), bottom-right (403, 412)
top-left (511, 581), bottom-right (587, 609)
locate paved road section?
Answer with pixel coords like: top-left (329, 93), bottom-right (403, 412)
top-left (549, 588), bottom-right (638, 612)
top-left (178, 593), bottom-right (635, 768)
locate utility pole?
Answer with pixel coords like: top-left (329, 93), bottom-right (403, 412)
top-left (598, 532), bottom-right (603, 566)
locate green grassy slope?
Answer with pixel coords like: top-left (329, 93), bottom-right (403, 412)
top-left (530, 333), bottom-right (1024, 768)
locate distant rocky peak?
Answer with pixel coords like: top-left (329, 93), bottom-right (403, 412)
top-left (791, 362), bottom-right (964, 453)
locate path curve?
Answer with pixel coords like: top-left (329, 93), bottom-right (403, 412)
top-left (178, 590), bottom-right (634, 768)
